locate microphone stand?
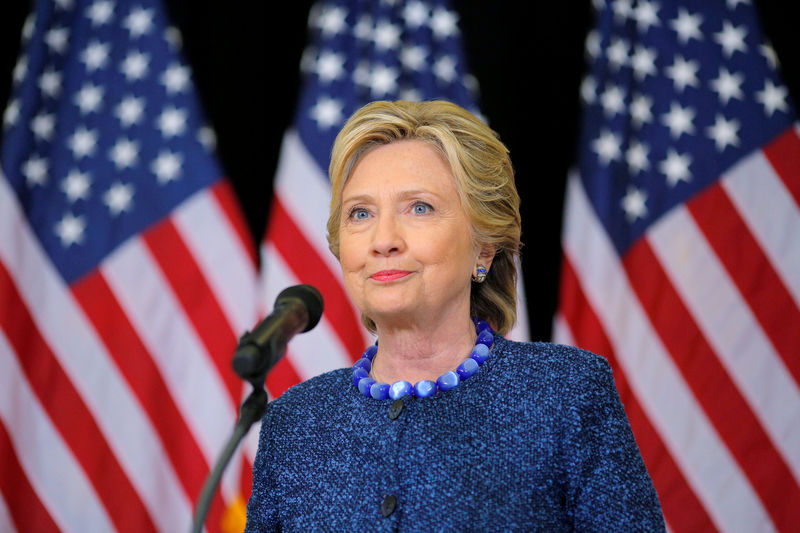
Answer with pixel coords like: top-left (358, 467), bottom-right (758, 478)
top-left (190, 337), bottom-right (278, 533)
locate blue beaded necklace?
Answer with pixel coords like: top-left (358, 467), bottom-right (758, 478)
top-left (351, 318), bottom-right (495, 400)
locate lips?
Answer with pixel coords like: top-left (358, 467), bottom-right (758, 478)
top-left (369, 270), bottom-right (411, 282)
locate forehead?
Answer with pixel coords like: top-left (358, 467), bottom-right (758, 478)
top-left (344, 140), bottom-right (456, 195)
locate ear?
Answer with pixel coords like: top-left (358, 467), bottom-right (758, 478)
top-left (476, 244), bottom-right (496, 271)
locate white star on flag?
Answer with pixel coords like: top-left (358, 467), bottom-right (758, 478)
top-left (45, 27), bottom-right (69, 54)
top-left (755, 80), bottom-right (789, 116)
top-left (600, 85), bottom-right (625, 117)
top-left (430, 8), bottom-right (459, 38)
top-left (160, 64), bottom-right (190, 93)
top-left (706, 113), bottom-right (740, 151)
top-left (31, 112), bottom-right (56, 141)
top-left (81, 41), bottom-right (110, 71)
top-left (670, 8), bottom-right (703, 44)
top-left (665, 56), bottom-right (700, 91)
top-left (109, 138), bottom-right (139, 169)
top-left (54, 212), bottom-right (86, 247)
top-left (403, 1), bottom-right (429, 27)
top-left (157, 107), bottom-right (187, 137)
top-left (606, 38), bottom-right (629, 70)
top-left (633, 0), bottom-right (659, 32)
top-left (87, 0), bottom-right (114, 25)
top-left (401, 46), bottom-right (427, 71)
top-left (714, 20), bottom-right (748, 57)
top-left (626, 140), bottom-right (650, 174)
top-left (659, 148), bottom-right (693, 186)
top-left (121, 51), bottom-right (149, 81)
top-left (317, 6), bottom-right (347, 36)
top-left (310, 96), bottom-right (343, 129)
top-left (592, 130), bottom-right (622, 164)
top-left (61, 170), bottom-right (92, 202)
top-left (38, 68), bottom-right (62, 98)
top-left (22, 155), bottom-right (48, 186)
top-left (115, 96), bottom-right (145, 127)
top-left (151, 151), bottom-right (183, 184)
top-left (373, 22), bottom-right (401, 50)
top-left (123, 7), bottom-right (154, 38)
top-left (432, 56), bottom-right (457, 83)
top-left (74, 83), bottom-right (104, 114)
top-left (103, 182), bottom-right (135, 215)
top-left (630, 94), bottom-right (653, 127)
top-left (369, 65), bottom-right (398, 96)
top-left (710, 67), bottom-right (744, 105)
top-left (630, 45), bottom-right (657, 80)
top-left (661, 101), bottom-right (696, 138)
top-left (68, 126), bottom-right (99, 158)
top-left (315, 52), bottom-right (345, 82)
top-left (620, 186), bottom-right (648, 221)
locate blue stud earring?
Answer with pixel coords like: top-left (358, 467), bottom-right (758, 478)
top-left (472, 265), bottom-right (487, 283)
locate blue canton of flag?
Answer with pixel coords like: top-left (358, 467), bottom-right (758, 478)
top-left (296, 0), bottom-right (480, 175)
top-left (2, 0), bottom-right (220, 283)
top-left (578, 0), bottom-right (794, 254)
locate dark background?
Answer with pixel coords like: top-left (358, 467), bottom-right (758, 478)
top-left (2, 1), bottom-right (798, 341)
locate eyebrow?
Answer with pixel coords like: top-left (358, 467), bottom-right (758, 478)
top-left (342, 189), bottom-right (441, 205)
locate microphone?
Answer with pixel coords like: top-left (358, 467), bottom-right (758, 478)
top-left (232, 284), bottom-right (324, 382)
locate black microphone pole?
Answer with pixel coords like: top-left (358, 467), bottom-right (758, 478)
top-left (191, 284), bottom-right (323, 533)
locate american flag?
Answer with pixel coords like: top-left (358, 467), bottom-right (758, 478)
top-left (0, 0), bottom-right (258, 531)
top-left (554, 0), bottom-right (800, 531)
top-left (259, 0), bottom-right (529, 402)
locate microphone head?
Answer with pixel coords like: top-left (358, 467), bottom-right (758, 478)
top-left (276, 284), bottom-right (324, 332)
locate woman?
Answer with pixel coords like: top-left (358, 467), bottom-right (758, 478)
top-left (245, 100), bottom-right (665, 531)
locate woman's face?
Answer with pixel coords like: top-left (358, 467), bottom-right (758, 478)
top-left (339, 140), bottom-right (478, 329)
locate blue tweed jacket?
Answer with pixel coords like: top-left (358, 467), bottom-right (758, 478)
top-left (245, 336), bottom-right (665, 531)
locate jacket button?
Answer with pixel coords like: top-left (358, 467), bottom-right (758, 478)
top-left (388, 399), bottom-right (404, 420)
top-left (380, 494), bottom-right (397, 517)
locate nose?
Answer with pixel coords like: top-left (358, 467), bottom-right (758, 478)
top-left (371, 212), bottom-right (405, 257)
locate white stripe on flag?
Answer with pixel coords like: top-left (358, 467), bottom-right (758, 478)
top-left (552, 312), bottom-right (575, 347)
top-left (173, 188), bottom-right (259, 336)
top-left (721, 151), bottom-right (800, 308)
top-left (0, 179), bottom-right (192, 532)
top-left (0, 329), bottom-right (114, 533)
top-left (648, 205), bottom-right (800, 482)
top-left (273, 129), bottom-right (343, 278)
top-left (261, 242), bottom-right (356, 378)
top-left (562, 173), bottom-right (774, 532)
top-left (101, 237), bottom-right (238, 501)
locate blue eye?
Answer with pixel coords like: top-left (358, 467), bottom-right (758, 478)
top-left (350, 207), bottom-right (370, 220)
top-left (412, 203), bottom-right (432, 215)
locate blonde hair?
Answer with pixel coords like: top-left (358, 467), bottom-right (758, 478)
top-left (327, 100), bottom-right (522, 335)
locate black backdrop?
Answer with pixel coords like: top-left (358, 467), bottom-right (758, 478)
top-left (1, 1), bottom-right (797, 341)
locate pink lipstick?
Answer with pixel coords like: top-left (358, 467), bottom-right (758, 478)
top-left (370, 270), bottom-right (411, 282)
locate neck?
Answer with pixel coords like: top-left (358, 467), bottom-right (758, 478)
top-left (370, 314), bottom-right (477, 384)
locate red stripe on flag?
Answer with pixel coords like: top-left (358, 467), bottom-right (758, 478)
top-left (142, 218), bottom-right (240, 405)
top-left (212, 180), bottom-right (258, 268)
top-left (265, 348), bottom-right (304, 399)
top-left (558, 253), bottom-right (716, 532)
top-left (268, 196), bottom-right (364, 360)
top-left (688, 183), bottom-right (800, 384)
top-left (625, 239), bottom-right (800, 531)
top-left (71, 270), bottom-right (226, 533)
top-left (0, 263), bottom-right (157, 533)
top-left (763, 127), bottom-right (800, 208)
top-left (0, 419), bottom-right (61, 532)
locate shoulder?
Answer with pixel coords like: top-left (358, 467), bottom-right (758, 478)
top-left (265, 367), bottom-right (352, 420)
top-left (491, 336), bottom-right (614, 387)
